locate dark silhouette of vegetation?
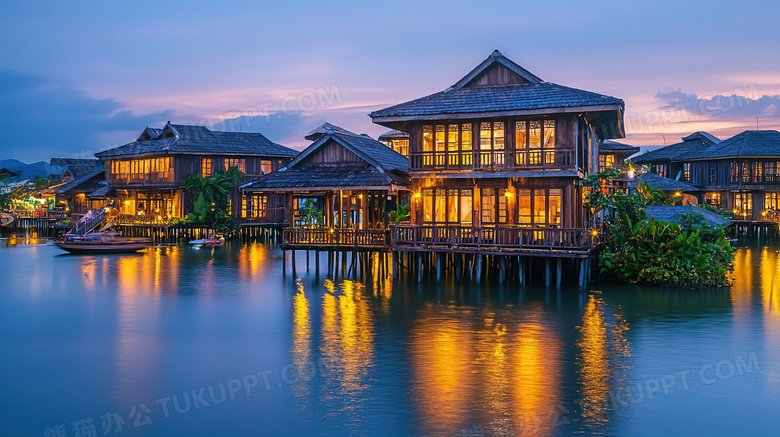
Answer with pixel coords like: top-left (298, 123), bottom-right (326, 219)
top-left (182, 166), bottom-right (243, 234)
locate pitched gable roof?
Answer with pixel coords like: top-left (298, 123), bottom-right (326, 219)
top-left (452, 49), bottom-right (543, 89)
top-left (95, 123), bottom-right (298, 159)
top-left (370, 51), bottom-right (625, 139)
top-left (630, 131), bottom-right (720, 164)
top-left (243, 124), bottom-right (409, 191)
top-left (137, 127), bottom-right (162, 142)
top-left (600, 140), bottom-right (640, 156)
top-left (378, 130), bottom-right (409, 142)
top-left (645, 205), bottom-right (732, 228)
top-left (49, 158), bottom-right (104, 178)
top-left (304, 122), bottom-right (364, 141)
top-left (42, 169), bottom-right (105, 195)
top-left (635, 172), bottom-right (699, 192)
top-left (688, 130), bottom-right (780, 160)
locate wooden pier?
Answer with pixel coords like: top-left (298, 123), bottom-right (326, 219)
top-left (279, 225), bottom-right (597, 287)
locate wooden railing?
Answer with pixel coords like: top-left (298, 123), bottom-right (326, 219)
top-left (117, 214), bottom-right (173, 225)
top-left (410, 149), bottom-right (575, 172)
top-left (391, 225), bottom-right (594, 251)
top-left (109, 172), bottom-right (174, 185)
top-left (282, 228), bottom-right (390, 248)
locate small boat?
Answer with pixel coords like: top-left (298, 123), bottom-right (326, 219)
top-left (0, 212), bottom-right (14, 227)
top-left (189, 237), bottom-right (225, 246)
top-left (54, 231), bottom-right (152, 254)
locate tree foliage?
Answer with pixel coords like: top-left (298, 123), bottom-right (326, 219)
top-left (181, 166), bottom-right (243, 234)
top-left (586, 169), bottom-right (735, 288)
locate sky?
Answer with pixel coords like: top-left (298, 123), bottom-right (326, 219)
top-left (1, 0), bottom-right (780, 163)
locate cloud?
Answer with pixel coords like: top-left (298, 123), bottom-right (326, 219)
top-left (655, 87), bottom-right (780, 121)
top-left (0, 70), bottom-right (175, 162)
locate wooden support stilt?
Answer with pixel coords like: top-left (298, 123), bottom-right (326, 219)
top-left (417, 253), bottom-right (423, 282)
top-left (282, 250), bottom-right (287, 276)
top-left (315, 250), bottom-right (320, 275)
top-left (476, 255), bottom-right (483, 284)
top-left (556, 258), bottom-right (562, 288)
top-left (291, 249), bottom-right (297, 276)
top-left (545, 259), bottom-right (551, 287)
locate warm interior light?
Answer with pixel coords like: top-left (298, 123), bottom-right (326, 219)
top-left (674, 191), bottom-right (682, 197)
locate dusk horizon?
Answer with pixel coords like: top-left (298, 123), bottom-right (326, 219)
top-left (2, 0), bottom-right (780, 162)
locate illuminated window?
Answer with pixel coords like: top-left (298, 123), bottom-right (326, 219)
top-left (516, 188), bottom-right (562, 226)
top-left (735, 193), bottom-right (752, 217)
top-left (421, 188), bottom-right (472, 225)
top-left (752, 162), bottom-right (762, 183)
top-left (389, 139), bottom-right (409, 156)
top-left (705, 192), bottom-right (721, 207)
top-left (599, 154), bottom-right (615, 169)
top-left (435, 125), bottom-right (446, 152)
top-left (261, 160), bottom-right (273, 174)
top-left (765, 192), bottom-right (780, 212)
top-left (655, 164), bottom-right (668, 178)
top-left (202, 158), bottom-right (212, 177)
top-left (682, 163), bottom-right (691, 182)
top-left (423, 126), bottom-right (433, 152)
top-left (224, 158), bottom-right (246, 173)
top-left (730, 161), bottom-right (739, 183)
top-left (516, 119), bottom-right (556, 166)
top-left (242, 194), bottom-right (267, 219)
top-left (480, 188), bottom-right (507, 226)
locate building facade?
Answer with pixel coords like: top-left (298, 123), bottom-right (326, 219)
top-left (369, 50), bottom-right (625, 235)
top-left (94, 123), bottom-right (297, 223)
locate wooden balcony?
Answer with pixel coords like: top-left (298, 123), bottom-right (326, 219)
top-left (391, 225), bottom-right (595, 256)
top-left (281, 228), bottom-right (390, 250)
top-left (409, 149), bottom-right (575, 172)
top-left (109, 172), bottom-right (175, 186)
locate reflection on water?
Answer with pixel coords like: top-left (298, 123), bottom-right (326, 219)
top-left (577, 293), bottom-right (630, 427)
top-left (409, 302), bottom-right (564, 436)
top-left (2, 241), bottom-right (780, 436)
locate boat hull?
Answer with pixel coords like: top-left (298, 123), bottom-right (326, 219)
top-left (54, 241), bottom-right (151, 254)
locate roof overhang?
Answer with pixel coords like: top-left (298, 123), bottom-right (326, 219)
top-left (372, 104), bottom-right (625, 139)
top-left (244, 184), bottom-right (409, 193)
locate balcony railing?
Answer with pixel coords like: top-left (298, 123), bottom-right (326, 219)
top-left (282, 228), bottom-right (390, 248)
top-left (117, 214), bottom-right (173, 225)
top-left (391, 225), bottom-right (594, 251)
top-left (109, 172), bottom-right (175, 185)
top-left (410, 149), bottom-right (575, 172)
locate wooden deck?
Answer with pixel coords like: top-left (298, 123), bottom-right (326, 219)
top-left (391, 225), bottom-right (595, 258)
top-left (279, 225), bottom-right (596, 258)
top-left (280, 228), bottom-right (390, 251)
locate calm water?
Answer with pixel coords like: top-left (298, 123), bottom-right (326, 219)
top-left (1, 236), bottom-right (779, 436)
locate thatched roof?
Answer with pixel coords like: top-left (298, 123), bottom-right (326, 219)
top-left (95, 123), bottom-right (298, 159)
top-left (645, 205), bottom-right (732, 228)
top-left (630, 132), bottom-right (719, 164)
top-left (244, 125), bottom-right (409, 192)
top-left (370, 50), bottom-right (624, 139)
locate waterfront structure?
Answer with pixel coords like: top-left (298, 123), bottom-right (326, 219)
top-left (242, 123), bottom-right (409, 244)
top-left (378, 130), bottom-right (410, 157)
top-left (632, 130), bottom-right (780, 221)
top-left (42, 158), bottom-right (105, 217)
top-left (94, 123), bottom-right (297, 224)
top-left (369, 50), bottom-right (625, 258)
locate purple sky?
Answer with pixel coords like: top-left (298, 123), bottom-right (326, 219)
top-left (2, 0), bottom-right (779, 162)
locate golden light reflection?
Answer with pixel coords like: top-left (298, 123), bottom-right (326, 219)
top-left (318, 279), bottom-right (375, 412)
top-left (730, 247), bottom-right (754, 316)
top-left (238, 243), bottom-right (266, 280)
top-left (758, 246), bottom-right (780, 396)
top-left (291, 279), bottom-right (311, 399)
top-left (576, 294), bottom-right (630, 425)
top-left (410, 304), bottom-right (563, 437)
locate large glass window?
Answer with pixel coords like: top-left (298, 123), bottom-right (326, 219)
top-left (420, 123), bottom-right (473, 168)
top-left (261, 160), bottom-right (273, 174)
top-left (655, 164), bottom-right (668, 178)
top-left (735, 193), bottom-right (752, 217)
top-left (683, 163), bottom-right (691, 182)
top-left (730, 161), bottom-right (739, 183)
top-left (742, 162), bottom-right (750, 183)
top-left (389, 139), bottom-right (409, 156)
top-left (516, 119), bottom-right (556, 166)
top-left (422, 188), bottom-right (473, 225)
top-left (765, 192), bottom-right (780, 212)
top-left (515, 188), bottom-right (562, 226)
top-left (708, 163), bottom-right (717, 183)
top-left (480, 188), bottom-right (507, 226)
top-left (599, 154), bottom-right (615, 169)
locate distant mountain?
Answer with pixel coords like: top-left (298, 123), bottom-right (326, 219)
top-left (0, 159), bottom-right (61, 180)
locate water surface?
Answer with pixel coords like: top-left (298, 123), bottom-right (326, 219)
top-left (0, 239), bottom-right (778, 436)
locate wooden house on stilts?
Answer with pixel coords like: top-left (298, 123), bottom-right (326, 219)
top-left (367, 50), bottom-right (627, 286)
top-left (242, 123), bottom-right (410, 272)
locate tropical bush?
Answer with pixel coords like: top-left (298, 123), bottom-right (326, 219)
top-left (388, 203), bottom-right (410, 225)
top-left (182, 167), bottom-right (243, 234)
top-left (586, 169), bottom-right (734, 288)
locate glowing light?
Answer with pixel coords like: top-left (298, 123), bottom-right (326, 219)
top-left (412, 192), bottom-right (422, 200)
top-left (674, 191), bottom-right (682, 197)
